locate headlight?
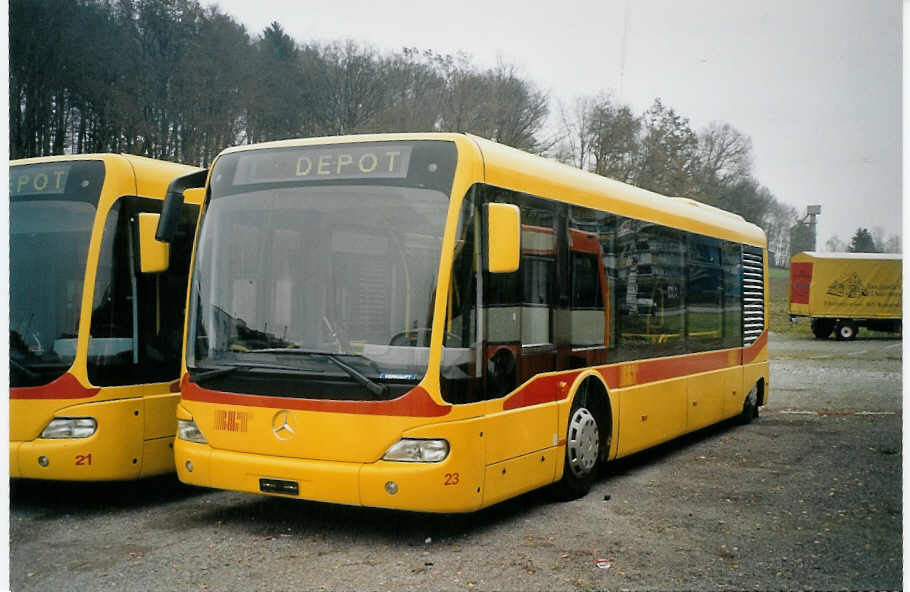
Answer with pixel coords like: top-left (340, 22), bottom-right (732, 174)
top-left (382, 438), bottom-right (449, 463)
top-left (39, 417), bottom-right (97, 439)
top-left (177, 419), bottom-right (207, 444)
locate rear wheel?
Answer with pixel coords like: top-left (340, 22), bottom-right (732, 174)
top-left (834, 322), bottom-right (858, 341)
top-left (552, 387), bottom-right (604, 500)
top-left (811, 318), bottom-right (834, 339)
top-left (739, 385), bottom-right (759, 424)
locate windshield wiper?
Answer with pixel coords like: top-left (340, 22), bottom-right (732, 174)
top-left (189, 365), bottom-right (246, 383)
top-left (188, 361), bottom-right (325, 384)
top-left (324, 354), bottom-right (388, 398)
top-left (241, 348), bottom-right (389, 398)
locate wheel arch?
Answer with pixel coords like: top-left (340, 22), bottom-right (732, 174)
top-left (755, 375), bottom-right (766, 406)
top-left (555, 370), bottom-right (617, 483)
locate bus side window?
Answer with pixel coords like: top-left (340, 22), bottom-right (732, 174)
top-left (441, 188), bottom-right (482, 404)
top-left (442, 185), bottom-right (563, 403)
top-left (686, 235), bottom-right (724, 352)
top-left (88, 196), bottom-right (198, 386)
top-left (722, 241), bottom-right (743, 348)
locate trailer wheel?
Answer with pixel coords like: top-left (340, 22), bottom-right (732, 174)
top-left (835, 322), bottom-right (858, 341)
top-left (811, 318), bottom-right (834, 339)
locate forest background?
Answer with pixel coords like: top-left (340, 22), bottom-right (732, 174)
top-left (8, 0), bottom-right (900, 256)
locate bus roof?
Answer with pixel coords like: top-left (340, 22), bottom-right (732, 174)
top-left (470, 134), bottom-right (765, 247)
top-left (10, 153), bottom-right (201, 203)
top-left (215, 132), bottom-right (767, 248)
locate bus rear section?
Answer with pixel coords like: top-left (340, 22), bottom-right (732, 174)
top-left (10, 154), bottom-right (201, 480)
top-left (171, 134), bottom-right (768, 512)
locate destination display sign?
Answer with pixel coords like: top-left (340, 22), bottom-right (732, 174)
top-left (232, 144), bottom-right (414, 185)
top-left (10, 163), bottom-right (71, 196)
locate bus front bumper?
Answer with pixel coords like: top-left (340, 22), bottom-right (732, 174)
top-left (9, 442), bottom-right (21, 478)
top-left (175, 439), bottom-right (484, 513)
top-left (10, 437), bottom-right (143, 481)
top-left (10, 429), bottom-right (157, 481)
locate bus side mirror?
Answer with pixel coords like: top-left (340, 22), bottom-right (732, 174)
top-left (138, 212), bottom-right (170, 273)
top-left (157, 169), bottom-right (207, 242)
top-left (485, 203), bottom-right (520, 273)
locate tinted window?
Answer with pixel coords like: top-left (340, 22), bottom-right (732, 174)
top-left (686, 235), bottom-right (724, 352)
top-left (722, 242), bottom-right (743, 348)
top-left (87, 196), bottom-right (198, 386)
top-left (612, 221), bottom-right (685, 361)
top-left (571, 252), bottom-right (602, 309)
top-left (440, 183), bottom-right (751, 404)
top-left (9, 160), bottom-right (105, 387)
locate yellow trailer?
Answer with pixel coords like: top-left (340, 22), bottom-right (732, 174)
top-left (789, 251), bottom-right (902, 340)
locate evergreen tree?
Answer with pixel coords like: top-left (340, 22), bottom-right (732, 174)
top-left (848, 228), bottom-right (879, 253)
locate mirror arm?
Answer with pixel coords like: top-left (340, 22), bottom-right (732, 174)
top-left (156, 168), bottom-right (208, 242)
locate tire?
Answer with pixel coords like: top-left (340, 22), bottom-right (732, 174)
top-left (552, 387), bottom-right (604, 500)
top-left (739, 385), bottom-right (759, 424)
top-left (834, 322), bottom-right (858, 341)
top-left (811, 318), bottom-right (834, 339)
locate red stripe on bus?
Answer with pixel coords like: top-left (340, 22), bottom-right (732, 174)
top-left (742, 331), bottom-right (768, 364)
top-left (10, 373), bottom-right (100, 400)
top-left (639, 348), bottom-right (733, 384)
top-left (595, 354), bottom-right (730, 390)
top-left (502, 371), bottom-right (583, 410)
top-left (503, 337), bottom-right (767, 411)
top-left (180, 375), bottom-right (451, 417)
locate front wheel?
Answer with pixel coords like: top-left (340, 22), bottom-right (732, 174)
top-left (552, 391), bottom-right (603, 500)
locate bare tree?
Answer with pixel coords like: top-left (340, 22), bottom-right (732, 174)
top-left (481, 62), bottom-right (551, 152)
top-left (825, 235), bottom-right (847, 252)
top-left (553, 96), bottom-right (596, 169)
top-left (588, 95), bottom-right (641, 183)
top-left (882, 235), bottom-right (902, 253)
top-left (693, 122), bottom-right (753, 195)
top-left (370, 48), bottom-right (446, 133)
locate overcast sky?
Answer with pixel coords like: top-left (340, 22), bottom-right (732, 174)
top-left (211, 0), bottom-right (902, 247)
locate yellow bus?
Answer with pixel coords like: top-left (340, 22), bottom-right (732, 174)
top-left (164, 133), bottom-right (769, 512)
top-left (10, 154), bottom-right (204, 480)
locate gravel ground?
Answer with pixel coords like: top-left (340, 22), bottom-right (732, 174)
top-left (9, 333), bottom-right (903, 591)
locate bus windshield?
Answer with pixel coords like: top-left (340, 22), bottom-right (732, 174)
top-left (9, 160), bottom-right (105, 387)
top-left (187, 141), bottom-right (457, 400)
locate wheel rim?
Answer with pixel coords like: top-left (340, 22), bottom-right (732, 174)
top-left (567, 407), bottom-right (599, 478)
top-left (840, 325), bottom-right (853, 339)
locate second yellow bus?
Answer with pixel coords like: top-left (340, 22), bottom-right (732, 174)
top-left (10, 154), bottom-right (204, 480)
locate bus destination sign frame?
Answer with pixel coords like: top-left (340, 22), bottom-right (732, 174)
top-left (232, 145), bottom-right (413, 186)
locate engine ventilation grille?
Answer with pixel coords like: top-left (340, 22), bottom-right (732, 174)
top-left (742, 246), bottom-right (765, 346)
